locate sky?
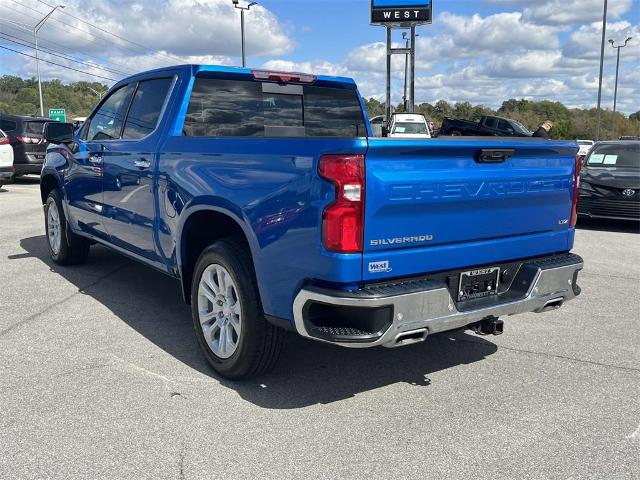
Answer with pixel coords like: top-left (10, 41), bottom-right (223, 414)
top-left (0, 0), bottom-right (638, 113)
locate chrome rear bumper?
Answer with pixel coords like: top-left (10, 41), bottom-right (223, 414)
top-left (293, 254), bottom-right (583, 348)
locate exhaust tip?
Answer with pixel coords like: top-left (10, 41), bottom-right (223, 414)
top-left (390, 328), bottom-right (428, 347)
top-left (536, 298), bottom-right (564, 313)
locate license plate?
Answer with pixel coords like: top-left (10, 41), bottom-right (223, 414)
top-left (458, 267), bottom-right (500, 301)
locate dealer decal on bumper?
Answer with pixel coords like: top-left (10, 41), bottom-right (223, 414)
top-left (369, 261), bottom-right (393, 274)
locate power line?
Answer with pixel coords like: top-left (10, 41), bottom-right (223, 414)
top-left (0, 32), bottom-right (128, 77)
top-left (0, 12), bottom-right (139, 75)
top-left (0, 44), bottom-right (118, 81)
top-left (0, 19), bottom-right (136, 75)
top-left (4, 1), bottom-right (162, 60)
top-left (34, 0), bottom-right (185, 63)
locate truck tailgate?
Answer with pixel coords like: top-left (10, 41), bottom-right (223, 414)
top-left (363, 138), bottom-right (579, 281)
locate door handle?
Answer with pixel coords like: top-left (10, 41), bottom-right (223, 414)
top-left (88, 154), bottom-right (102, 165)
top-left (134, 159), bottom-right (151, 170)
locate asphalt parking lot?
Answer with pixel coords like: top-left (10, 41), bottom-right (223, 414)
top-left (1, 177), bottom-right (639, 480)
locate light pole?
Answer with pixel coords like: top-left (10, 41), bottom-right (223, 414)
top-left (34, 4), bottom-right (65, 116)
top-left (609, 37), bottom-right (632, 138)
top-left (595, 0), bottom-right (608, 142)
top-left (232, 0), bottom-right (258, 68)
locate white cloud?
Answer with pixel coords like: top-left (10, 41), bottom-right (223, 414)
top-left (521, 0), bottom-right (633, 26)
top-left (563, 21), bottom-right (640, 61)
top-left (1, 0), bottom-right (638, 115)
top-left (438, 12), bottom-right (560, 53)
top-left (1, 0), bottom-right (292, 60)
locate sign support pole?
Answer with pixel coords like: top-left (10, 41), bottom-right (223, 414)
top-left (385, 26), bottom-right (392, 123)
top-left (408, 25), bottom-right (416, 113)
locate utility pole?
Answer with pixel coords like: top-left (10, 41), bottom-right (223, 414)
top-left (34, 5), bottom-right (65, 116)
top-left (609, 37), bottom-right (632, 138)
top-left (232, 0), bottom-right (258, 67)
top-left (595, 0), bottom-right (608, 142)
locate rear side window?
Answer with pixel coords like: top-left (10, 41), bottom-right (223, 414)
top-left (497, 120), bottom-right (511, 131)
top-left (1, 120), bottom-right (17, 132)
top-left (183, 78), bottom-right (366, 138)
top-left (484, 118), bottom-right (498, 129)
top-left (86, 84), bottom-right (135, 141)
top-left (122, 78), bottom-right (173, 139)
top-left (25, 121), bottom-right (47, 136)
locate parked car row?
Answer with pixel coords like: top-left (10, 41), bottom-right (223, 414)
top-left (0, 114), bottom-right (57, 185)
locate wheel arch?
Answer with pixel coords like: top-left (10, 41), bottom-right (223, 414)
top-left (40, 172), bottom-right (63, 205)
top-left (177, 204), bottom-right (261, 306)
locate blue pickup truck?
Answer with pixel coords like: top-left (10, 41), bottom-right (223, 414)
top-left (40, 65), bottom-right (584, 379)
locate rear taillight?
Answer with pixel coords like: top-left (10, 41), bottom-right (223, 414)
top-left (0, 137), bottom-right (9, 146)
top-left (319, 154), bottom-right (365, 254)
top-left (16, 136), bottom-right (41, 144)
top-left (570, 154), bottom-right (582, 227)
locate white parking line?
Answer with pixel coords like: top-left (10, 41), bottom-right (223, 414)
top-left (3, 186), bottom-right (40, 191)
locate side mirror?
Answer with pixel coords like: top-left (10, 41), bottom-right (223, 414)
top-left (44, 122), bottom-right (75, 144)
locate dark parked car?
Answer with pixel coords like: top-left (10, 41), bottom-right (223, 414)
top-left (0, 114), bottom-right (54, 178)
top-left (440, 115), bottom-right (532, 137)
top-left (578, 141), bottom-right (640, 221)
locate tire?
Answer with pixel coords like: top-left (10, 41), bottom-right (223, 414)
top-left (451, 130), bottom-right (462, 136)
top-left (191, 239), bottom-right (285, 379)
top-left (45, 190), bottom-right (90, 266)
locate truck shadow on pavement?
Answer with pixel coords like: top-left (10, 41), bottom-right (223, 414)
top-left (15, 235), bottom-right (499, 409)
top-left (576, 218), bottom-right (639, 234)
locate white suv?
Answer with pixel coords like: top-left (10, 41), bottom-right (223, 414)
top-left (0, 129), bottom-right (14, 189)
top-left (388, 113), bottom-right (431, 138)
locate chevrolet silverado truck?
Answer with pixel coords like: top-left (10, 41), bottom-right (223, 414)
top-left (40, 65), bottom-right (584, 379)
top-left (440, 115), bottom-right (532, 137)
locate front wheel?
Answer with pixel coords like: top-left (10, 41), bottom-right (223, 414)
top-left (45, 190), bottom-right (90, 265)
top-left (191, 239), bottom-right (285, 379)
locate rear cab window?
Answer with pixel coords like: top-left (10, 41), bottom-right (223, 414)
top-left (183, 76), bottom-right (366, 138)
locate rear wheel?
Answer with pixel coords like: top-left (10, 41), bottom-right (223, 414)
top-left (191, 239), bottom-right (285, 379)
top-left (451, 130), bottom-right (462, 136)
top-left (45, 190), bottom-right (90, 265)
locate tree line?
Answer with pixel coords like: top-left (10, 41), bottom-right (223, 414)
top-left (365, 97), bottom-right (639, 140)
top-left (1, 75), bottom-right (638, 140)
top-left (0, 76), bottom-right (107, 120)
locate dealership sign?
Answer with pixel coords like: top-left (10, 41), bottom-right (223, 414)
top-left (371, 0), bottom-right (432, 26)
